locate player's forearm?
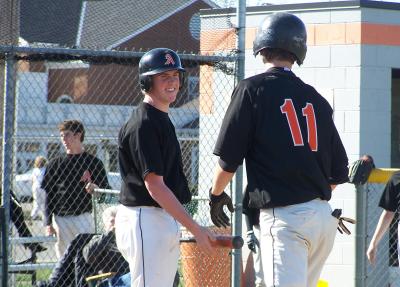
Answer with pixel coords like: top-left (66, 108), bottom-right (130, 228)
top-left (145, 179), bottom-right (200, 234)
top-left (211, 164), bottom-right (235, 196)
top-left (245, 215), bottom-right (254, 231)
top-left (370, 210), bottom-right (394, 247)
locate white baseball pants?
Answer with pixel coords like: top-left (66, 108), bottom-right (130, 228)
top-left (115, 205), bottom-right (180, 287)
top-left (259, 198), bottom-right (338, 287)
top-left (253, 224), bottom-right (266, 287)
top-left (52, 212), bottom-right (94, 259)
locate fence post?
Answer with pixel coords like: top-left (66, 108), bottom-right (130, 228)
top-left (0, 207), bottom-right (7, 287)
top-left (1, 51), bottom-right (17, 287)
top-left (355, 184), bottom-right (367, 287)
top-left (232, 1), bottom-right (246, 287)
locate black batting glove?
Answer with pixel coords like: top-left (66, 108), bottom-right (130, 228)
top-left (209, 190), bottom-right (234, 228)
top-left (246, 230), bottom-right (259, 253)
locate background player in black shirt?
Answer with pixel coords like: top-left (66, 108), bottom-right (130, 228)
top-left (367, 171), bottom-right (400, 265)
top-left (115, 48), bottom-right (215, 287)
top-left (42, 119), bottom-right (111, 258)
top-left (209, 13), bottom-right (349, 287)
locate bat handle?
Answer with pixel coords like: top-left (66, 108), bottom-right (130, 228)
top-left (212, 235), bottom-right (244, 249)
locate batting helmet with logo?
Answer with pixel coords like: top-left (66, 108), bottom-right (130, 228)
top-left (253, 12), bottom-right (307, 65)
top-left (139, 48), bottom-right (185, 92)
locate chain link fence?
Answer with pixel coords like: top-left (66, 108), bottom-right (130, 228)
top-left (1, 47), bottom-right (237, 287)
top-left (359, 171), bottom-right (400, 287)
top-left (0, 0), bottom-right (245, 286)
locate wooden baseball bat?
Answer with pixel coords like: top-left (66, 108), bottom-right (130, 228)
top-left (180, 235), bottom-right (244, 249)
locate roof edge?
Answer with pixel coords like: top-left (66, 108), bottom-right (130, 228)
top-left (108, 0), bottom-right (201, 49)
top-left (200, 0), bottom-right (400, 16)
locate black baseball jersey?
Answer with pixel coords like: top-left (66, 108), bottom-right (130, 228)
top-left (42, 152), bottom-right (111, 225)
top-left (118, 102), bottom-right (191, 207)
top-left (214, 67), bottom-right (349, 209)
top-left (379, 171), bottom-right (400, 212)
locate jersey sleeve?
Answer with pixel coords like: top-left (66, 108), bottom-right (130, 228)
top-left (379, 174), bottom-right (400, 212)
top-left (329, 123), bottom-right (349, 184)
top-left (213, 81), bottom-right (255, 168)
top-left (131, 120), bottom-right (164, 179)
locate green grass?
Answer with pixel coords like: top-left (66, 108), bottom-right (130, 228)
top-left (10, 269), bottom-right (52, 287)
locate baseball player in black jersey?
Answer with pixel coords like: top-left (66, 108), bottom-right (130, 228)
top-left (42, 120), bottom-right (111, 258)
top-left (115, 48), bottom-right (216, 287)
top-left (367, 171), bottom-right (400, 265)
top-left (209, 13), bottom-right (349, 287)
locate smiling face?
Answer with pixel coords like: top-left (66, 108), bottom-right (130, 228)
top-left (147, 69), bottom-right (180, 110)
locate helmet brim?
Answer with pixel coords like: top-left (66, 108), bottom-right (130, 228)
top-left (141, 66), bottom-right (185, 76)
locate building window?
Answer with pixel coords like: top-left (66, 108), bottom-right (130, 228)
top-left (390, 69), bottom-right (400, 267)
top-left (73, 74), bottom-right (88, 101)
top-left (189, 13), bottom-right (200, 40)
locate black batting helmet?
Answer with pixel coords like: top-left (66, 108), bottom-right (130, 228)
top-left (139, 48), bottom-right (185, 92)
top-left (253, 12), bottom-right (307, 65)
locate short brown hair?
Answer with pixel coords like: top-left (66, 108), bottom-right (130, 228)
top-left (259, 48), bottom-right (296, 64)
top-left (58, 120), bottom-right (85, 142)
top-left (34, 156), bottom-right (47, 168)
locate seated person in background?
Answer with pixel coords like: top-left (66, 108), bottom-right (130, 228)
top-left (76, 206), bottom-right (130, 287)
top-left (8, 189), bottom-right (47, 255)
top-left (37, 206), bottom-right (129, 287)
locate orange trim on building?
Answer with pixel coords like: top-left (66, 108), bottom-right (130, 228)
top-left (199, 22), bottom-right (400, 114)
top-left (242, 22), bottom-right (400, 48)
top-left (361, 23), bottom-right (400, 46)
top-left (201, 22), bottom-right (400, 51)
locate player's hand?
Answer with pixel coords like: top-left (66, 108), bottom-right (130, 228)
top-left (366, 243), bottom-right (377, 265)
top-left (85, 182), bottom-right (99, 194)
top-left (46, 225), bottom-right (56, 236)
top-left (246, 230), bottom-right (259, 253)
top-left (192, 226), bottom-right (216, 256)
top-left (209, 190), bottom-right (234, 228)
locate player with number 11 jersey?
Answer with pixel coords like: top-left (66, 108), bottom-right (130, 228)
top-left (209, 12), bottom-right (349, 287)
top-left (214, 66), bottom-right (348, 208)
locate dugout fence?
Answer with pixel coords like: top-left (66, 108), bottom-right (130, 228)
top-left (0, 0), bottom-right (249, 285)
top-left (356, 168), bottom-right (400, 287)
top-left (0, 45), bottom-right (238, 287)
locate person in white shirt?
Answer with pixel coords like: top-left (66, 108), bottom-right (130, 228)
top-left (31, 156), bottom-right (47, 222)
